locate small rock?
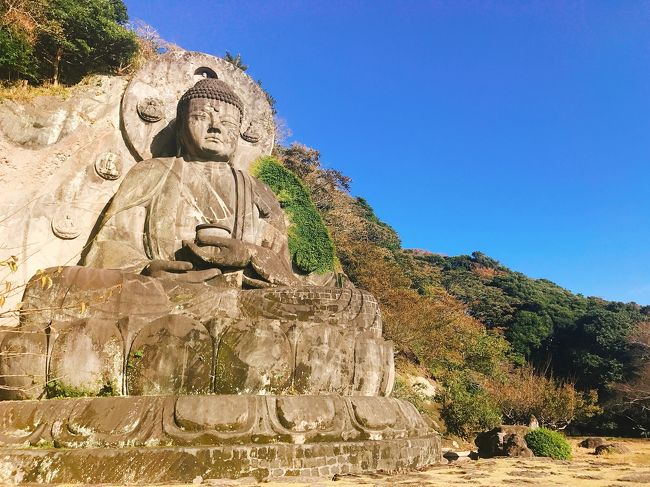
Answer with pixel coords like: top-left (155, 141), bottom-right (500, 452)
top-left (192, 476), bottom-right (203, 484)
top-left (619, 472), bottom-right (650, 483)
top-left (475, 425), bottom-right (531, 458)
top-left (579, 437), bottom-right (606, 449)
top-left (594, 443), bottom-right (632, 455)
top-left (503, 433), bottom-right (533, 458)
top-left (443, 451), bottom-right (472, 462)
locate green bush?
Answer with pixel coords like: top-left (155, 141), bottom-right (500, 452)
top-left (439, 377), bottom-right (502, 439)
top-left (251, 156), bottom-right (336, 274)
top-left (524, 427), bottom-right (572, 460)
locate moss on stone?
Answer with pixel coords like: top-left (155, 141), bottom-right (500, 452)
top-left (251, 156), bottom-right (336, 274)
top-left (46, 379), bottom-right (117, 398)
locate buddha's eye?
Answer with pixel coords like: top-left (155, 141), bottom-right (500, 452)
top-left (190, 112), bottom-right (209, 121)
top-left (220, 117), bottom-right (237, 127)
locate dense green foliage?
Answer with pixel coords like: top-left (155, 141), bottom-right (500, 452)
top-left (0, 24), bottom-right (37, 81)
top-left (439, 377), bottom-right (502, 438)
top-left (252, 156), bottom-right (337, 274)
top-left (524, 428), bottom-right (573, 459)
top-left (411, 251), bottom-right (648, 393)
top-left (1, 0), bottom-right (138, 84)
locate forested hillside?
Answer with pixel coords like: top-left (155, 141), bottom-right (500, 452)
top-left (0, 0), bottom-right (153, 86)
top-left (271, 143), bottom-right (650, 438)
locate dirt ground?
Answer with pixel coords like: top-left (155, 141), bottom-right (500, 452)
top-left (194, 438), bottom-right (650, 487)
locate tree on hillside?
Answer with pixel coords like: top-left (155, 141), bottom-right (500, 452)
top-left (609, 322), bottom-right (650, 435)
top-left (0, 0), bottom-right (48, 81)
top-left (224, 51), bottom-right (248, 71)
top-left (35, 0), bottom-right (137, 85)
top-left (0, 0), bottom-right (138, 85)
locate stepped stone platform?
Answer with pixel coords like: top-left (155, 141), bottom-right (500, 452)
top-left (0, 394), bottom-right (441, 483)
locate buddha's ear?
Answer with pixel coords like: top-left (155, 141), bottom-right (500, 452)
top-left (174, 118), bottom-right (185, 157)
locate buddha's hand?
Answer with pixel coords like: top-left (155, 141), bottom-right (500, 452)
top-left (183, 236), bottom-right (252, 268)
top-left (142, 260), bottom-right (221, 282)
top-left (249, 246), bottom-right (300, 287)
top-left (142, 260), bottom-right (193, 277)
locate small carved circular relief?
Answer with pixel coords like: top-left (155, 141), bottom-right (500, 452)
top-left (136, 97), bottom-right (165, 123)
top-left (241, 125), bottom-right (261, 143)
top-left (52, 212), bottom-right (80, 240)
top-left (94, 152), bottom-right (121, 180)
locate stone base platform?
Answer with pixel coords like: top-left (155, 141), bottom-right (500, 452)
top-left (0, 394), bottom-right (441, 483)
top-left (0, 438), bottom-right (439, 483)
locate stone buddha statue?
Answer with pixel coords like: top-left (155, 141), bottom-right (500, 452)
top-left (0, 78), bottom-right (393, 401)
top-left (82, 79), bottom-right (298, 289)
top-left (0, 57), bottom-right (439, 482)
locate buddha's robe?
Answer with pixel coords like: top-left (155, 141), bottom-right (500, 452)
top-left (20, 155), bottom-right (384, 328)
top-left (82, 156), bottom-right (290, 275)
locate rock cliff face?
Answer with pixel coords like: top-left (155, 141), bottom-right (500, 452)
top-left (0, 76), bottom-right (134, 320)
top-left (0, 51), bottom-right (277, 321)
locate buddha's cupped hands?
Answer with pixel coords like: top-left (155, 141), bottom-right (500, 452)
top-left (184, 236), bottom-right (299, 287)
top-left (183, 236), bottom-right (252, 268)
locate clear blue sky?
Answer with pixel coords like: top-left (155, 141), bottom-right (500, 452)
top-left (124, 0), bottom-right (650, 304)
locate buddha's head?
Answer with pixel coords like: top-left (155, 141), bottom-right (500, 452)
top-left (176, 79), bottom-right (244, 162)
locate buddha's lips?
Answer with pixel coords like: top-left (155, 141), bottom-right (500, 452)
top-left (205, 137), bottom-right (222, 142)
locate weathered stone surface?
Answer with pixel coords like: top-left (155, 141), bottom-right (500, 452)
top-left (127, 315), bottom-right (212, 395)
top-left (175, 395), bottom-right (251, 432)
top-left (0, 326), bottom-right (46, 400)
top-left (215, 322), bottom-right (292, 395)
top-left (503, 432), bottom-right (533, 458)
top-left (49, 318), bottom-right (123, 397)
top-left (121, 51), bottom-right (274, 170)
top-left (0, 77), bottom-right (135, 317)
top-left (0, 435), bottom-right (440, 484)
top-left (0, 395), bottom-right (437, 449)
top-left (475, 425), bottom-right (532, 458)
top-left (294, 325), bottom-right (354, 394)
top-left (2, 278), bottom-right (394, 398)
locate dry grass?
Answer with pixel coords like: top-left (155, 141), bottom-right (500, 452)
top-left (0, 82), bottom-right (72, 102)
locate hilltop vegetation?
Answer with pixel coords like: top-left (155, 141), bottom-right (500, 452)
top-left (274, 143), bottom-right (650, 437)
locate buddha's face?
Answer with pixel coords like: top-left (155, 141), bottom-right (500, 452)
top-left (180, 98), bottom-right (240, 162)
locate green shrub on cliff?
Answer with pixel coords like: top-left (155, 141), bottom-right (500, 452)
top-left (251, 156), bottom-right (336, 274)
top-left (524, 428), bottom-right (572, 460)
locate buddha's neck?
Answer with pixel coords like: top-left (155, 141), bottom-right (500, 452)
top-left (182, 155), bottom-right (233, 167)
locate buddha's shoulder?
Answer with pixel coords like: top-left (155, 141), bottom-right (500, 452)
top-left (123, 157), bottom-right (178, 179)
top-left (112, 157), bottom-right (179, 206)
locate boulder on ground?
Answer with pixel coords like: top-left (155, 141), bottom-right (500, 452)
top-left (579, 437), bottom-right (605, 449)
top-left (594, 443), bottom-right (631, 455)
top-left (503, 431), bottom-right (534, 457)
top-left (475, 425), bottom-right (533, 458)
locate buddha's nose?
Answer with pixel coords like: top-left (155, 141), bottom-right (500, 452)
top-left (207, 114), bottom-right (221, 131)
